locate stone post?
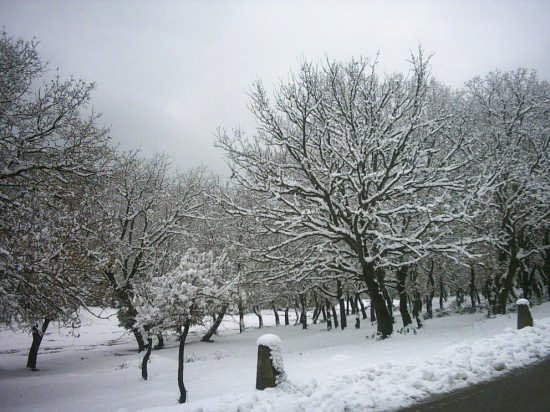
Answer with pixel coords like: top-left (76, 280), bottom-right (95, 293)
top-left (256, 334), bottom-right (285, 390)
top-left (516, 298), bottom-right (533, 329)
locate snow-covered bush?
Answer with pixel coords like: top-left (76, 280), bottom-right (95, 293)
top-left (134, 248), bottom-right (232, 336)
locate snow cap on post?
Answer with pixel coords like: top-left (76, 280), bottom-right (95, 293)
top-left (516, 299), bottom-right (533, 329)
top-left (256, 334), bottom-right (285, 390)
top-left (256, 333), bottom-right (282, 349)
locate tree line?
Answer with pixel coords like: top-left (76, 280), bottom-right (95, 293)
top-left (1, 33), bottom-right (549, 403)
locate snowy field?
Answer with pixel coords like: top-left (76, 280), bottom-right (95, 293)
top-left (2, 303), bottom-right (550, 412)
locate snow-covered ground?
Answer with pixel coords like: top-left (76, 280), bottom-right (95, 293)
top-left (1, 303), bottom-right (550, 412)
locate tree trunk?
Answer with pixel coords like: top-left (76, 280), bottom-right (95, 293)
top-left (154, 333), bottom-right (164, 350)
top-left (272, 304), bottom-right (280, 326)
top-left (469, 266), bottom-right (478, 311)
top-left (141, 337), bottom-right (153, 380)
top-left (337, 280), bottom-right (347, 330)
top-left (26, 318), bottom-right (50, 370)
top-left (311, 293), bottom-right (320, 324)
top-left (178, 319), bottom-right (191, 404)
top-left (253, 305), bottom-right (263, 328)
top-left (412, 291), bottom-right (423, 328)
top-left (105, 270), bottom-right (145, 351)
top-left (331, 303), bottom-right (339, 329)
top-left (544, 230), bottom-right (550, 300)
top-left (364, 265), bottom-right (393, 337)
top-left (320, 305), bottom-right (327, 322)
top-left (326, 300), bottom-right (332, 330)
top-left (439, 275), bottom-right (445, 310)
top-left (339, 299), bottom-right (347, 330)
top-left (397, 266), bottom-right (413, 328)
top-left (426, 260), bottom-right (435, 319)
top-left (372, 290), bottom-right (393, 337)
top-left (201, 304), bottom-right (228, 342)
top-left (133, 328), bottom-right (146, 352)
top-left (498, 248), bottom-right (520, 314)
top-left (382, 286), bottom-right (394, 323)
top-left (284, 307), bottom-right (289, 326)
top-left (355, 293), bottom-right (367, 320)
top-left (299, 293), bottom-right (307, 329)
top-left (238, 297), bottom-right (245, 333)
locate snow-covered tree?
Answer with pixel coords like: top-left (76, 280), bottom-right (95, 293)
top-left (134, 248), bottom-right (231, 403)
top-left (465, 69), bottom-right (550, 312)
top-left (0, 31), bottom-right (112, 369)
top-left (218, 52), bottom-right (473, 337)
top-left (93, 152), bottom-right (206, 350)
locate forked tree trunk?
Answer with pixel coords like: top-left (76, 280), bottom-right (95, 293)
top-left (178, 319), bottom-right (192, 404)
top-left (26, 318), bottom-right (50, 370)
top-left (201, 304), bottom-right (228, 342)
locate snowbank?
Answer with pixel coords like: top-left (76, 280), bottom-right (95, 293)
top-left (175, 320), bottom-right (550, 412)
top-left (3, 304), bottom-right (550, 412)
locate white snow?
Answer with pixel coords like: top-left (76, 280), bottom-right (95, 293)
top-left (516, 298), bottom-right (530, 306)
top-left (257, 333), bottom-right (282, 348)
top-left (1, 303), bottom-right (550, 412)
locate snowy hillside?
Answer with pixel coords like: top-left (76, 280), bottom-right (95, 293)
top-left (1, 304), bottom-right (550, 412)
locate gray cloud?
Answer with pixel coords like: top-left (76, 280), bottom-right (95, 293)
top-left (2, 0), bottom-right (549, 175)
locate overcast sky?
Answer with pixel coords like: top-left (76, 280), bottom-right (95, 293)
top-left (2, 0), bottom-right (549, 174)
